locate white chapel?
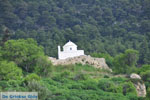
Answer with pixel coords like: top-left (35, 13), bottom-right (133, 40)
top-left (58, 40), bottom-right (84, 59)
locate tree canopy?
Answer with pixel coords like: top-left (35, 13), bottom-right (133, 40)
top-left (0, 0), bottom-right (149, 65)
top-left (2, 38), bottom-right (44, 72)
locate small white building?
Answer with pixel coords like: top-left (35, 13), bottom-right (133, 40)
top-left (58, 40), bottom-right (84, 59)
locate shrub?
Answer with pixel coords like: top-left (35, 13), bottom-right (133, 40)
top-left (0, 61), bottom-right (22, 81)
top-left (52, 73), bottom-right (62, 82)
top-left (98, 79), bottom-right (117, 92)
top-left (136, 65), bottom-right (150, 74)
top-left (4, 80), bottom-right (27, 91)
top-left (27, 81), bottom-right (52, 100)
top-left (60, 70), bottom-right (72, 78)
top-left (69, 83), bottom-right (83, 89)
top-left (82, 80), bottom-right (98, 90)
top-left (111, 77), bottom-right (127, 83)
top-left (73, 73), bottom-right (89, 81)
top-left (104, 75), bottom-right (109, 78)
top-left (121, 82), bottom-right (137, 96)
top-left (141, 70), bottom-right (150, 82)
top-left (67, 96), bottom-right (81, 100)
top-left (0, 81), bottom-right (8, 89)
top-left (7, 80), bottom-right (22, 87)
top-left (34, 56), bottom-right (52, 77)
top-left (146, 87), bottom-right (150, 99)
top-left (127, 93), bottom-right (138, 100)
top-left (24, 73), bottom-right (40, 83)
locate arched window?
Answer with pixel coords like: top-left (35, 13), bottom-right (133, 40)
top-left (70, 47), bottom-right (72, 50)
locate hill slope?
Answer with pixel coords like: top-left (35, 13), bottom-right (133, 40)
top-left (0, 38), bottom-right (149, 100)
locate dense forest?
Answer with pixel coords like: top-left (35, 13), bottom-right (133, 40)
top-left (0, 0), bottom-right (150, 65)
top-left (0, 0), bottom-right (150, 100)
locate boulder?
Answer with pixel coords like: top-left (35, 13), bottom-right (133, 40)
top-left (130, 73), bottom-right (141, 79)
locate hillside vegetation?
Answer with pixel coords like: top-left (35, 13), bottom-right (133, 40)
top-left (0, 0), bottom-right (150, 100)
top-left (0, 39), bottom-right (150, 100)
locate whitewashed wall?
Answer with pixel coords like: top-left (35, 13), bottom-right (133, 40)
top-left (58, 50), bottom-right (84, 59)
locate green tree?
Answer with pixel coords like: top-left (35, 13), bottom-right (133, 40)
top-left (24, 17), bottom-right (34, 29)
top-left (139, 39), bottom-right (150, 64)
top-left (113, 49), bottom-right (139, 74)
top-left (0, 61), bottom-right (22, 81)
top-left (0, 0), bottom-right (18, 28)
top-left (14, 29), bottom-right (28, 39)
top-left (124, 49), bottom-right (139, 67)
top-left (2, 38), bottom-right (44, 72)
top-left (38, 11), bottom-right (56, 27)
top-left (142, 0), bottom-right (150, 18)
top-left (15, 1), bottom-right (28, 19)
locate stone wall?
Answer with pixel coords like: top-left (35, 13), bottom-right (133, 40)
top-left (49, 55), bottom-right (112, 72)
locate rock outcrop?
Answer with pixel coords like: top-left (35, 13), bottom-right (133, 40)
top-left (130, 73), bottom-right (146, 97)
top-left (49, 55), bottom-right (112, 72)
top-left (130, 73), bottom-right (141, 79)
top-left (134, 82), bottom-right (146, 97)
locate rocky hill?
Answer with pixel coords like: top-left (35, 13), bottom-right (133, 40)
top-left (49, 55), bottom-right (112, 72)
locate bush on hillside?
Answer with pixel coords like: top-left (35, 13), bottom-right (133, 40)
top-left (27, 81), bottom-right (52, 100)
top-left (0, 61), bottom-right (22, 81)
top-left (136, 65), bottom-right (150, 74)
top-left (73, 73), bottom-right (89, 81)
top-left (24, 73), bottom-right (41, 83)
top-left (98, 79), bottom-right (117, 92)
top-left (121, 82), bottom-right (137, 96)
top-left (34, 56), bottom-right (52, 77)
